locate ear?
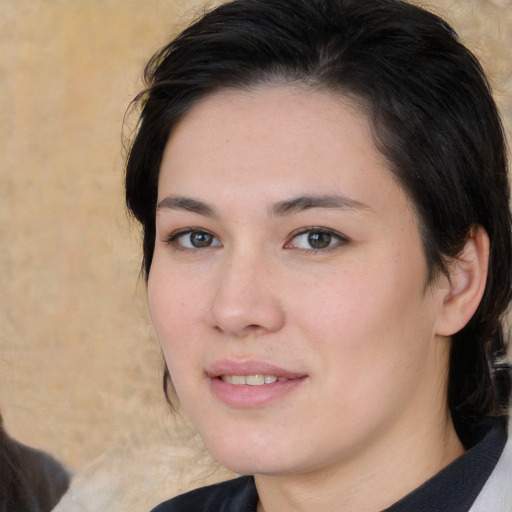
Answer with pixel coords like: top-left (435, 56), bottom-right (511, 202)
top-left (435, 225), bottom-right (489, 337)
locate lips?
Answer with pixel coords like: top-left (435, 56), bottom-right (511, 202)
top-left (207, 360), bottom-right (307, 407)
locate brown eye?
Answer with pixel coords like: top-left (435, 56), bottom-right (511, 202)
top-left (189, 232), bottom-right (214, 248)
top-left (170, 230), bottom-right (221, 249)
top-left (307, 232), bottom-right (332, 249)
top-left (286, 228), bottom-right (347, 251)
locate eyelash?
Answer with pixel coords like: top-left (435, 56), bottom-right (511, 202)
top-left (165, 227), bottom-right (348, 253)
top-left (285, 227), bottom-right (348, 253)
top-left (165, 229), bottom-right (221, 251)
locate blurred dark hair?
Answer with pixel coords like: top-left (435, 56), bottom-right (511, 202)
top-left (0, 412), bottom-right (70, 511)
top-left (125, 0), bottom-right (511, 431)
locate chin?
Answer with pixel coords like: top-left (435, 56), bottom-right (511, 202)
top-left (218, 459), bottom-right (287, 477)
top-left (205, 440), bottom-right (291, 476)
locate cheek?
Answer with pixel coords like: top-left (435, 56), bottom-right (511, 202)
top-left (295, 275), bottom-right (436, 429)
top-left (147, 264), bottom-right (203, 356)
top-left (147, 268), bottom-right (207, 405)
top-left (291, 253), bottom-right (433, 369)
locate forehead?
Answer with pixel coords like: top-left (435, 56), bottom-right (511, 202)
top-left (159, 85), bottom-right (392, 196)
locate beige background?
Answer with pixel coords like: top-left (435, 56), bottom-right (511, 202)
top-left (0, 0), bottom-right (213, 470)
top-left (0, 0), bottom-right (511, 497)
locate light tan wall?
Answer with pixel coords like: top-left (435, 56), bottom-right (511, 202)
top-left (0, 0), bottom-right (511, 472)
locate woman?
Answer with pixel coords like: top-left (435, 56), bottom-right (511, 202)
top-left (125, 0), bottom-right (512, 510)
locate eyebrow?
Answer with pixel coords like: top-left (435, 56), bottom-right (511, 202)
top-left (270, 194), bottom-right (371, 217)
top-left (156, 193), bottom-right (370, 217)
top-left (157, 196), bottom-right (217, 217)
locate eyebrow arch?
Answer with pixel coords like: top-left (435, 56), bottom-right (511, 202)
top-left (157, 193), bottom-right (370, 218)
top-left (157, 196), bottom-right (217, 217)
top-left (270, 194), bottom-right (371, 217)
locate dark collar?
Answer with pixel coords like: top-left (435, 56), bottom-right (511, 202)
top-left (383, 416), bottom-right (508, 512)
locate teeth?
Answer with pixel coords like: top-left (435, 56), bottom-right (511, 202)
top-left (246, 375), bottom-right (265, 385)
top-left (220, 375), bottom-right (284, 385)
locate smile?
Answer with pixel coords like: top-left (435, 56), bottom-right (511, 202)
top-left (207, 360), bottom-right (307, 407)
top-left (220, 375), bottom-right (289, 385)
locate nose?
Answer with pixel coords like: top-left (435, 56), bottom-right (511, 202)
top-left (208, 251), bottom-right (286, 337)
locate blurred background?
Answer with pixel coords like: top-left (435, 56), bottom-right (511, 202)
top-left (0, 0), bottom-right (510, 505)
top-left (0, 0), bottom-right (212, 469)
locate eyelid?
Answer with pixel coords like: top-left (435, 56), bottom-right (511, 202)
top-left (284, 227), bottom-right (349, 251)
top-left (165, 228), bottom-right (222, 250)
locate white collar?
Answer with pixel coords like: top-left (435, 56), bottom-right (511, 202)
top-left (469, 426), bottom-right (512, 512)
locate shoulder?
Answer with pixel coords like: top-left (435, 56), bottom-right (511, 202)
top-left (150, 476), bottom-right (257, 512)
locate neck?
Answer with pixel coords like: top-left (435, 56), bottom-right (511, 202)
top-left (255, 408), bottom-right (464, 512)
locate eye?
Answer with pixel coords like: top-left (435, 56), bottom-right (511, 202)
top-left (167, 229), bottom-right (221, 249)
top-left (285, 228), bottom-right (347, 251)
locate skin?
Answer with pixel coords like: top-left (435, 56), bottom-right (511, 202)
top-left (148, 86), bottom-right (484, 511)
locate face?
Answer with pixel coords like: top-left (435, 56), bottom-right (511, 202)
top-left (148, 86), bottom-right (451, 477)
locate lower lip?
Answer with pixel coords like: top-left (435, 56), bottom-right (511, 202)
top-left (209, 377), bottom-right (306, 408)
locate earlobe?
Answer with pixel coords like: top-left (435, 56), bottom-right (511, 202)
top-left (436, 225), bottom-right (489, 337)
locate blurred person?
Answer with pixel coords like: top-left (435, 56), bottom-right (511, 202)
top-left (0, 412), bottom-right (69, 512)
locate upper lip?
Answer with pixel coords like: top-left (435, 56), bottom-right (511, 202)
top-left (207, 359), bottom-right (306, 379)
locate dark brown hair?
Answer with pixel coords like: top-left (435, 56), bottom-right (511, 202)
top-left (0, 413), bottom-right (70, 511)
